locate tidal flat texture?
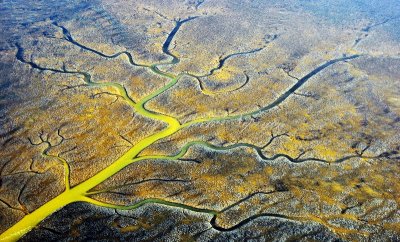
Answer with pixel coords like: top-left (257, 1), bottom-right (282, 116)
top-left (0, 0), bottom-right (400, 241)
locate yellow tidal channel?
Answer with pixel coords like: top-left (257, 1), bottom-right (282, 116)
top-left (0, 29), bottom-right (359, 240)
top-left (0, 65), bottom-right (183, 241)
top-left (0, 124), bottom-right (182, 242)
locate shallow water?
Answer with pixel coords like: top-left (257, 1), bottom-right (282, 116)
top-left (1, 0), bottom-right (399, 241)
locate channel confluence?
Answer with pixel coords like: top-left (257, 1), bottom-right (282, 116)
top-left (0, 14), bottom-right (362, 242)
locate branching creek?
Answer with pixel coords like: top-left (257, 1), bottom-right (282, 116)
top-left (1, 16), bottom-right (363, 241)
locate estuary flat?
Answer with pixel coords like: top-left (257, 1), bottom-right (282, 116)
top-left (1, 0), bottom-right (399, 241)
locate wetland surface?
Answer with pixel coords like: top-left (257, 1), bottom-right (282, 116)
top-left (1, 0), bottom-right (400, 241)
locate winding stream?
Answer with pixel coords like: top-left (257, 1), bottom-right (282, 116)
top-left (0, 17), bottom-right (361, 241)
